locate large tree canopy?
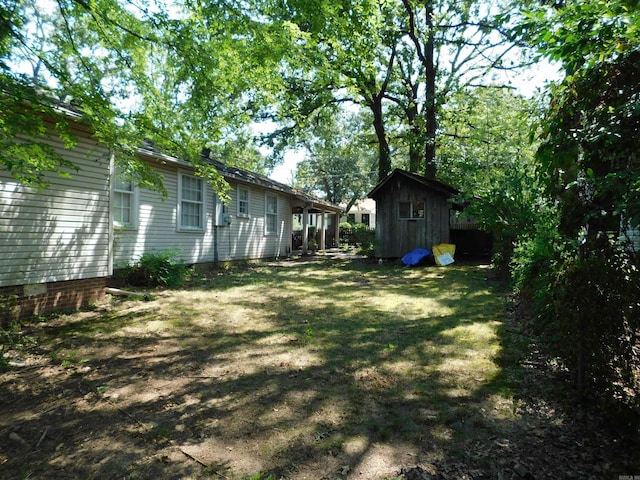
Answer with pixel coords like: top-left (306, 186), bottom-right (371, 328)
top-left (292, 109), bottom-right (378, 208)
top-left (508, 0), bottom-right (640, 416)
top-left (260, 0), bottom-right (533, 181)
top-left (1, 0), bottom-right (286, 192)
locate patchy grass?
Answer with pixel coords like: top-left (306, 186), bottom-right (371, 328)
top-left (1, 259), bottom-right (633, 479)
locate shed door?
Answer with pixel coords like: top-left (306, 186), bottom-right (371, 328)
top-left (406, 219), bottom-right (425, 253)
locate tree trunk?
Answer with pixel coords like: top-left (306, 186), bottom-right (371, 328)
top-left (371, 96), bottom-right (391, 181)
top-left (424, 1), bottom-right (437, 179)
top-left (407, 84), bottom-right (422, 173)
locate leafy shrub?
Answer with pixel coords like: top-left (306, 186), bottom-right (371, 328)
top-left (553, 241), bottom-right (639, 417)
top-left (516, 232), bottom-right (640, 426)
top-left (511, 216), bottom-right (566, 328)
top-left (122, 250), bottom-right (191, 288)
top-left (340, 222), bottom-right (375, 251)
top-left (339, 221), bottom-right (353, 231)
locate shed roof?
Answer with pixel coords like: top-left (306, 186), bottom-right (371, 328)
top-left (368, 168), bottom-right (459, 199)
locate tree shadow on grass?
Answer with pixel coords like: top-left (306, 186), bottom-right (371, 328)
top-left (0, 260), bottom-right (637, 479)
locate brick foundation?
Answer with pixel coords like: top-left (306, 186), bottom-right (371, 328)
top-left (0, 277), bottom-right (108, 325)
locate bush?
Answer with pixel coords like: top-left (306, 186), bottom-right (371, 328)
top-left (339, 221), bottom-right (353, 231)
top-left (122, 250), bottom-right (191, 288)
top-left (511, 219), bottom-right (566, 329)
top-left (340, 222), bottom-right (375, 249)
top-left (515, 231), bottom-right (640, 426)
top-left (553, 242), bottom-right (640, 418)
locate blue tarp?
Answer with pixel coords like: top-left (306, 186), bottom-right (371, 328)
top-left (401, 248), bottom-right (432, 267)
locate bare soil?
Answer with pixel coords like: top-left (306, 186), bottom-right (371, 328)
top-left (1, 258), bottom-right (638, 479)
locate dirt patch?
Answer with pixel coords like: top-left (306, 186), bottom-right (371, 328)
top-left (1, 260), bottom-right (638, 479)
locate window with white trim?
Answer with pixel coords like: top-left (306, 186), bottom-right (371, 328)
top-left (265, 193), bottom-right (278, 235)
top-left (178, 173), bottom-right (205, 231)
top-left (238, 186), bottom-right (249, 217)
top-left (114, 168), bottom-right (137, 228)
top-left (398, 201), bottom-right (425, 220)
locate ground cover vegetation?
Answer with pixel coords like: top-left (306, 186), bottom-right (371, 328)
top-left (1, 259), bottom-right (637, 479)
top-left (1, 0), bottom-right (639, 453)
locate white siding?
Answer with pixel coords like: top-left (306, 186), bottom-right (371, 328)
top-left (217, 182), bottom-right (292, 261)
top-left (114, 163), bottom-right (215, 266)
top-left (113, 166), bottom-right (294, 266)
top-left (0, 131), bottom-right (111, 287)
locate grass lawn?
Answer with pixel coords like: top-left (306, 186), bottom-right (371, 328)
top-left (0, 258), bottom-right (632, 479)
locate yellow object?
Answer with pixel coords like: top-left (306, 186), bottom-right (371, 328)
top-left (433, 243), bottom-right (456, 266)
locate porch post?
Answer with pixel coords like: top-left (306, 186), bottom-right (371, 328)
top-left (334, 213), bottom-right (340, 247)
top-left (319, 211), bottom-right (326, 250)
top-left (302, 205), bottom-right (309, 254)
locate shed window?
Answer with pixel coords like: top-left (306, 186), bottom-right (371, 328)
top-left (265, 193), bottom-right (278, 235)
top-left (178, 173), bottom-right (205, 231)
top-left (114, 167), bottom-right (137, 228)
top-left (399, 201), bottom-right (425, 220)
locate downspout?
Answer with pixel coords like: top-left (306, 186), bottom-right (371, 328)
top-left (214, 226), bottom-right (219, 263)
top-left (319, 210), bottom-right (326, 250)
top-left (107, 149), bottom-right (115, 276)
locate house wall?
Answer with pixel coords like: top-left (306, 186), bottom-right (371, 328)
top-left (373, 179), bottom-right (450, 258)
top-left (113, 161), bottom-right (293, 267)
top-left (113, 161), bottom-right (216, 267)
top-left (0, 125), bottom-right (111, 322)
top-left (216, 180), bottom-right (293, 261)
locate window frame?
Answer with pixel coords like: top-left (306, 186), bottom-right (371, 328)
top-left (398, 201), bottom-right (425, 220)
top-left (237, 185), bottom-right (250, 218)
top-left (113, 167), bottom-right (138, 229)
top-left (264, 192), bottom-right (278, 235)
top-left (177, 171), bottom-right (206, 232)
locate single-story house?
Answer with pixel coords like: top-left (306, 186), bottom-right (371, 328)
top-left (1, 110), bottom-right (340, 322)
top-left (340, 198), bottom-right (376, 228)
top-left (368, 169), bottom-right (458, 258)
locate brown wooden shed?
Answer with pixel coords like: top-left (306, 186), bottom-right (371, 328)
top-left (368, 169), bottom-right (459, 258)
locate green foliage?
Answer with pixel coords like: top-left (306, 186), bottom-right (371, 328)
top-left (509, 0), bottom-right (640, 422)
top-left (515, 0), bottom-right (640, 73)
top-left (2, 0), bottom-right (279, 192)
top-left (554, 244), bottom-right (639, 422)
top-left (292, 110), bottom-right (377, 204)
top-left (439, 87), bottom-right (546, 277)
top-left (0, 294), bottom-right (18, 319)
top-left (340, 222), bottom-right (376, 255)
top-left (122, 251), bottom-right (191, 288)
top-left (0, 320), bottom-right (37, 372)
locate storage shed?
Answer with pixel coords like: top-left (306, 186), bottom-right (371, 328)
top-left (368, 169), bottom-right (459, 258)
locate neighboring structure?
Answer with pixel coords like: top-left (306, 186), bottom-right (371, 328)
top-left (620, 217), bottom-right (640, 257)
top-left (368, 169), bottom-right (458, 258)
top-left (340, 198), bottom-right (376, 229)
top-left (1, 113), bottom-right (340, 322)
top-left (449, 207), bottom-right (493, 257)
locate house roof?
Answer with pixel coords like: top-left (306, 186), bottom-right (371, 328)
top-left (37, 96), bottom-right (341, 213)
top-left (138, 147), bottom-right (340, 213)
top-left (339, 198), bottom-right (376, 214)
top-left (206, 158), bottom-right (341, 213)
top-left (368, 168), bottom-right (459, 199)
